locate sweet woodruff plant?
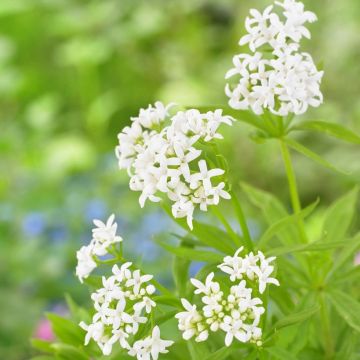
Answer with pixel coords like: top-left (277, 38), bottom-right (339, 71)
top-left (33, 1), bottom-right (360, 359)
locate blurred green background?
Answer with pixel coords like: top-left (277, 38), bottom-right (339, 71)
top-left (0, 0), bottom-right (359, 358)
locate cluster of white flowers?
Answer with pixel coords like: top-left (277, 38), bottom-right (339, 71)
top-left (80, 263), bottom-right (173, 359)
top-left (176, 248), bottom-right (279, 347)
top-left (225, 0), bottom-right (323, 116)
top-left (76, 214), bottom-right (122, 283)
top-left (218, 247), bottom-right (280, 294)
top-left (115, 102), bottom-right (234, 229)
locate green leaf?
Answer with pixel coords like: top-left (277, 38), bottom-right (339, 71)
top-left (321, 187), bottom-right (358, 243)
top-left (290, 319), bottom-right (310, 354)
top-left (31, 339), bottom-right (54, 354)
top-left (284, 138), bottom-right (349, 175)
top-left (266, 240), bottom-right (348, 257)
top-left (162, 203), bottom-right (235, 254)
top-left (291, 120), bottom-right (360, 144)
top-left (334, 330), bottom-right (356, 360)
top-left (265, 346), bottom-right (298, 360)
top-left (50, 343), bottom-right (88, 360)
top-left (272, 305), bottom-right (320, 332)
top-left (153, 295), bottom-right (181, 308)
top-left (258, 198), bottom-right (319, 248)
top-left (135, 310), bottom-right (178, 340)
top-left (83, 275), bottom-right (102, 289)
top-left (30, 356), bottom-right (56, 360)
top-left (187, 340), bottom-right (209, 359)
top-left (46, 313), bottom-right (85, 346)
top-left (327, 233), bottom-right (360, 280)
top-left (65, 294), bottom-right (91, 323)
top-left (173, 254), bottom-right (191, 297)
top-left (155, 239), bottom-right (223, 263)
top-left (328, 289), bottom-right (360, 333)
top-left (204, 346), bottom-right (232, 360)
top-left (241, 182), bottom-right (301, 245)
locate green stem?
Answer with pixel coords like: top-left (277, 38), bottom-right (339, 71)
top-left (319, 293), bottom-right (334, 359)
top-left (279, 139), bottom-right (307, 244)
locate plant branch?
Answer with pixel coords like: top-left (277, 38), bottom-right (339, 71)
top-left (279, 138), bottom-right (307, 244)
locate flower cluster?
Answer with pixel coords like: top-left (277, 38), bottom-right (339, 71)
top-left (218, 247), bottom-right (280, 294)
top-left (116, 102), bottom-right (233, 229)
top-left (225, 0), bottom-right (323, 116)
top-left (76, 214), bottom-right (122, 283)
top-left (176, 248), bottom-right (279, 347)
top-left (80, 263), bottom-right (173, 359)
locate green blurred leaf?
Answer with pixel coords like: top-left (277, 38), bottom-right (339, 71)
top-left (241, 182), bottom-right (300, 245)
top-left (50, 343), bottom-right (88, 360)
top-left (204, 346), bottom-right (232, 360)
top-left (327, 233), bottom-right (360, 280)
top-left (266, 240), bottom-right (348, 257)
top-left (162, 204), bottom-right (235, 254)
top-left (321, 187), bottom-right (358, 243)
top-left (31, 339), bottom-right (54, 354)
top-left (271, 305), bottom-right (320, 332)
top-left (334, 330), bottom-right (356, 360)
top-left (291, 120), bottom-right (360, 144)
top-left (65, 294), bottom-right (91, 323)
top-left (328, 289), bottom-right (360, 333)
top-left (153, 295), bottom-right (181, 308)
top-left (30, 356), bottom-right (56, 360)
top-left (265, 346), bottom-right (298, 360)
top-left (155, 238), bottom-right (223, 263)
top-left (258, 198), bottom-right (319, 248)
top-left (173, 250), bottom-right (191, 297)
top-left (187, 340), bottom-right (210, 359)
top-left (46, 313), bottom-right (85, 346)
top-left (285, 138), bottom-right (349, 175)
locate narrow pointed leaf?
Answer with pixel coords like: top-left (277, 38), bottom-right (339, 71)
top-left (162, 203), bottom-right (235, 254)
top-left (328, 290), bottom-right (360, 333)
top-left (204, 346), bottom-right (232, 360)
top-left (291, 120), bottom-right (360, 144)
top-left (272, 305), bottom-right (320, 331)
top-left (265, 347), bottom-right (298, 360)
top-left (321, 187), bottom-right (358, 243)
top-left (241, 182), bottom-right (300, 245)
top-left (258, 198), bottom-right (319, 248)
top-left (155, 239), bottom-right (223, 263)
top-left (285, 138), bottom-right (349, 174)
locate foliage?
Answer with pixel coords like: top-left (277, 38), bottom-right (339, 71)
top-left (0, 0), bottom-right (360, 359)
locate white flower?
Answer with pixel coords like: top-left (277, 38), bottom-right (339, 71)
top-left (175, 299), bottom-right (205, 341)
top-left (226, 0), bottom-right (323, 116)
top-left (126, 269), bottom-right (153, 296)
top-left (132, 101), bottom-right (174, 129)
top-left (75, 215), bottom-right (123, 282)
top-left (116, 103), bottom-right (233, 229)
top-left (75, 245), bottom-right (97, 283)
top-left (80, 264), bottom-right (160, 356)
top-left (221, 316), bottom-right (249, 346)
top-left (128, 326), bottom-right (174, 360)
top-left (92, 214), bottom-right (122, 256)
top-left (218, 248), bottom-right (280, 294)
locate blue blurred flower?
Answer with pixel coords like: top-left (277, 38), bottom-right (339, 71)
top-left (48, 225), bottom-right (68, 244)
top-left (189, 261), bottom-right (205, 277)
top-left (85, 199), bottom-right (107, 222)
top-left (22, 212), bottom-right (45, 237)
